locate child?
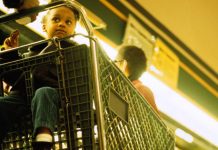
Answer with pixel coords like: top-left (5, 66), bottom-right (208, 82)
top-left (115, 45), bottom-right (159, 114)
top-left (0, 5), bottom-right (80, 150)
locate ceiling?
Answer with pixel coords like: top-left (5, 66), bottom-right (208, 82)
top-left (136, 0), bottom-right (218, 75)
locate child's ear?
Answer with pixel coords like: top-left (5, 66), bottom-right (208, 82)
top-left (42, 24), bottom-right (46, 32)
top-left (123, 60), bottom-right (129, 76)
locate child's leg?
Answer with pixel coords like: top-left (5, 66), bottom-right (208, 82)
top-left (0, 92), bottom-right (28, 144)
top-left (31, 87), bottom-right (59, 142)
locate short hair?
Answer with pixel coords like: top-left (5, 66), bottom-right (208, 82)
top-left (116, 45), bottom-right (147, 81)
top-left (41, 6), bottom-right (80, 23)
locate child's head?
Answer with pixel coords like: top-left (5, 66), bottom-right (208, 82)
top-left (116, 45), bottom-right (147, 81)
top-left (42, 6), bottom-right (80, 39)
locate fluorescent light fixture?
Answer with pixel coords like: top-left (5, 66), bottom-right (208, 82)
top-left (98, 39), bottom-right (117, 59)
top-left (175, 128), bottom-right (193, 143)
top-left (149, 65), bottom-right (163, 76)
top-left (140, 73), bottom-right (218, 147)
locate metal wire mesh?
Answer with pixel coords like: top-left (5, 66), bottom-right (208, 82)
top-left (97, 47), bottom-right (175, 150)
top-left (0, 44), bottom-right (95, 150)
top-left (0, 42), bottom-right (174, 150)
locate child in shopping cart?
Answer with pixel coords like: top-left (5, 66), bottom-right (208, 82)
top-left (0, 5), bottom-right (80, 150)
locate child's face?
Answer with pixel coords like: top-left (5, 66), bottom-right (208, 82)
top-left (43, 6), bottom-right (77, 39)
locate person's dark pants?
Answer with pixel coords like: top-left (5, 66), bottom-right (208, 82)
top-left (0, 86), bottom-right (59, 145)
top-left (0, 92), bottom-right (28, 144)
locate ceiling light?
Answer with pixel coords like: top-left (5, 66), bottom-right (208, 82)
top-left (140, 72), bottom-right (218, 147)
top-left (175, 128), bottom-right (193, 143)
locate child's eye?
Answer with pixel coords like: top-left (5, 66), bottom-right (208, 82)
top-left (66, 20), bottom-right (72, 25)
top-left (52, 17), bottom-right (60, 23)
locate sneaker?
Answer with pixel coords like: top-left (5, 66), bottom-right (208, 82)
top-left (32, 141), bottom-right (53, 150)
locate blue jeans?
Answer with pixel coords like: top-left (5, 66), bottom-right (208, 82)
top-left (31, 87), bottom-right (59, 136)
top-left (0, 87), bottom-right (59, 144)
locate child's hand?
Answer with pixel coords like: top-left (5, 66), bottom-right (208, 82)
top-left (3, 81), bottom-right (12, 95)
top-left (3, 30), bottom-right (20, 50)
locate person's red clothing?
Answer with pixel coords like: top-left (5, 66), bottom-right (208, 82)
top-left (132, 80), bottom-right (159, 113)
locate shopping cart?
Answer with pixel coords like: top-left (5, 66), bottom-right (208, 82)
top-left (0, 1), bottom-right (175, 149)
